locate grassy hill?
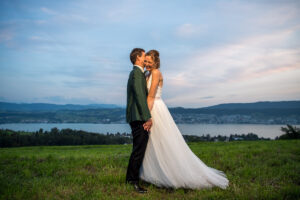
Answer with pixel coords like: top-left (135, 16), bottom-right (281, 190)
top-left (0, 140), bottom-right (299, 199)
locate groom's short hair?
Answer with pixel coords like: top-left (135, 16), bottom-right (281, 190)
top-left (130, 48), bottom-right (145, 64)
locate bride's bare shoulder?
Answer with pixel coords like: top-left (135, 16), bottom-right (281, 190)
top-left (152, 69), bottom-right (161, 77)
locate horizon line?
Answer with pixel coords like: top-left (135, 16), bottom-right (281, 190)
top-left (1, 99), bottom-right (300, 109)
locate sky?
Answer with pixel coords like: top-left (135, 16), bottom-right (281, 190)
top-left (0, 0), bottom-right (299, 108)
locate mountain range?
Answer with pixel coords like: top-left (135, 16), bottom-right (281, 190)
top-left (0, 100), bottom-right (299, 124)
top-left (0, 102), bottom-right (119, 111)
top-left (1, 101), bottom-right (300, 111)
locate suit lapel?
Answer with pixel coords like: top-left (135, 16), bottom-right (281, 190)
top-left (133, 66), bottom-right (148, 95)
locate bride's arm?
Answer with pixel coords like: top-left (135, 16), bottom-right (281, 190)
top-left (147, 69), bottom-right (160, 111)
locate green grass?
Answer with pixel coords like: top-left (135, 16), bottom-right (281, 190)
top-left (0, 140), bottom-right (299, 200)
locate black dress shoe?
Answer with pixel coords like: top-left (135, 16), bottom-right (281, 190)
top-left (133, 183), bottom-right (147, 193)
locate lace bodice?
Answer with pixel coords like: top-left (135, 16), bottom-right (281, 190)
top-left (147, 73), bottom-right (162, 99)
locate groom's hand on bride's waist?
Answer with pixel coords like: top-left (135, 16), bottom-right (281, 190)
top-left (143, 118), bottom-right (152, 132)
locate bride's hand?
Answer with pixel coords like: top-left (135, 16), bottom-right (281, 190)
top-left (143, 118), bottom-right (152, 132)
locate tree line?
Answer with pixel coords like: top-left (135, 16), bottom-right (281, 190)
top-left (0, 124), bottom-right (298, 148)
top-left (0, 128), bottom-right (132, 147)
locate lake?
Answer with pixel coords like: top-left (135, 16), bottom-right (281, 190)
top-left (1, 123), bottom-right (297, 139)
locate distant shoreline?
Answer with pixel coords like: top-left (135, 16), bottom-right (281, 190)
top-left (1, 100), bottom-right (300, 124)
top-left (0, 128), bottom-right (272, 148)
top-left (1, 123), bottom-right (296, 139)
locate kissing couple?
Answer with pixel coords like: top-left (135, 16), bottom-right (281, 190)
top-left (125, 48), bottom-right (229, 193)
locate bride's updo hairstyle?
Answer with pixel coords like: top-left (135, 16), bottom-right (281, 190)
top-left (146, 49), bottom-right (160, 69)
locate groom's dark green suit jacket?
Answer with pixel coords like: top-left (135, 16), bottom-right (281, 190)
top-left (126, 66), bottom-right (151, 123)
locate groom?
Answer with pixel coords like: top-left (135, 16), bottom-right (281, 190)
top-left (125, 48), bottom-right (152, 193)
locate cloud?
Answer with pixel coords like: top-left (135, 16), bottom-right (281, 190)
top-left (201, 96), bottom-right (214, 99)
top-left (0, 25), bottom-right (15, 47)
top-left (40, 6), bottom-right (90, 25)
top-left (105, 1), bottom-right (136, 22)
top-left (0, 29), bottom-right (13, 42)
top-left (175, 23), bottom-right (204, 38)
top-left (1, 0), bottom-right (300, 107)
top-left (247, 2), bottom-right (300, 28)
top-left (41, 7), bottom-right (57, 15)
top-left (187, 27), bottom-right (299, 82)
top-left (0, 96), bottom-right (8, 101)
top-left (164, 26), bottom-right (300, 107)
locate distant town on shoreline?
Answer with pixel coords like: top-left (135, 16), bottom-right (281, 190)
top-left (1, 100), bottom-right (300, 124)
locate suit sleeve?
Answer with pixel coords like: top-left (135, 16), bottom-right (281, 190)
top-left (132, 71), bottom-right (151, 121)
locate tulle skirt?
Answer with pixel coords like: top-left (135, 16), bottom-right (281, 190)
top-left (139, 98), bottom-right (229, 189)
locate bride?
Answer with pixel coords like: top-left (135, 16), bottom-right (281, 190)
top-left (139, 49), bottom-right (229, 190)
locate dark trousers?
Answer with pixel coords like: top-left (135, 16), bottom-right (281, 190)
top-left (125, 121), bottom-right (149, 184)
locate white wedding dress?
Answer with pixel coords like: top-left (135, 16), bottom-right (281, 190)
top-left (139, 73), bottom-right (229, 190)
